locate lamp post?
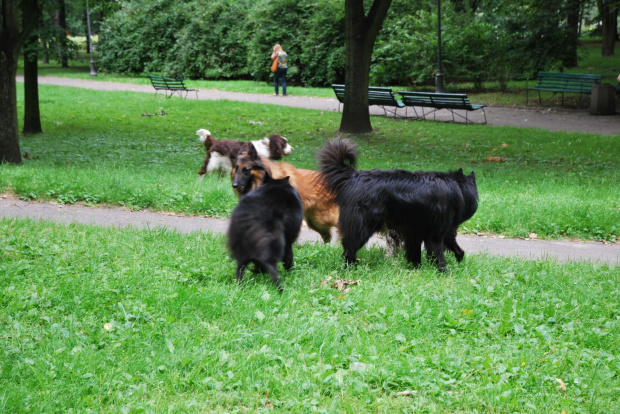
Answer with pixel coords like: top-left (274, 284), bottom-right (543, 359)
top-left (436, 0), bottom-right (444, 92)
top-left (86, 0), bottom-right (97, 76)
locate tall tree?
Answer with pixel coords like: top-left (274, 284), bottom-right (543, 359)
top-left (339, 0), bottom-right (392, 134)
top-left (597, 0), bottom-right (619, 56)
top-left (565, 0), bottom-right (583, 67)
top-left (57, 0), bottom-right (69, 67)
top-left (1, 0), bottom-right (40, 164)
top-left (23, 33), bottom-right (42, 134)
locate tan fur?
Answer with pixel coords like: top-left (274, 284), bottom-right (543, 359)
top-left (232, 152), bottom-right (339, 243)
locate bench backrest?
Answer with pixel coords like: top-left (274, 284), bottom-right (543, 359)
top-left (332, 84), bottom-right (400, 106)
top-left (535, 72), bottom-right (602, 92)
top-left (147, 75), bottom-right (187, 90)
top-left (398, 91), bottom-right (474, 109)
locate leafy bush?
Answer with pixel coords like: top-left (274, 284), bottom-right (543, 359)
top-left (97, 0), bottom-right (581, 87)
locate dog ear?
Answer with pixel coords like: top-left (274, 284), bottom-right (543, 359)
top-left (282, 176), bottom-right (290, 182)
top-left (248, 142), bottom-right (259, 160)
top-left (457, 168), bottom-right (463, 175)
top-left (263, 171), bottom-right (272, 183)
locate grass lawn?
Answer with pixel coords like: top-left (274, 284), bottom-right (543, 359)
top-left (1, 219), bottom-right (618, 412)
top-left (1, 84), bottom-right (618, 243)
top-left (2, 41), bottom-right (619, 413)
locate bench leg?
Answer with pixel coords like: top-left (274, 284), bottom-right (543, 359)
top-left (526, 89), bottom-right (529, 106)
top-left (537, 91), bottom-right (541, 106)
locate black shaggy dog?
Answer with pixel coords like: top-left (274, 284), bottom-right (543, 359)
top-left (318, 139), bottom-right (478, 272)
top-left (227, 172), bottom-right (303, 291)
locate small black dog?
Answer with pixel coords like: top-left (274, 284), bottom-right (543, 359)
top-left (227, 172), bottom-right (303, 291)
top-left (318, 138), bottom-right (478, 271)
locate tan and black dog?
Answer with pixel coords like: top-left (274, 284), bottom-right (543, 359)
top-left (231, 144), bottom-right (339, 244)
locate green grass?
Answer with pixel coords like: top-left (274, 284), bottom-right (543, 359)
top-left (1, 218), bottom-right (619, 412)
top-left (2, 83), bottom-right (618, 242)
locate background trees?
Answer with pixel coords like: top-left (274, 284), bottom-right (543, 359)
top-left (95, 0), bottom-right (600, 88)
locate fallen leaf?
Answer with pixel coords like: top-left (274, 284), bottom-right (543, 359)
top-left (332, 278), bottom-right (361, 292)
top-left (394, 390), bottom-right (418, 397)
top-left (529, 232), bottom-right (538, 239)
top-left (501, 143), bottom-right (509, 147)
top-left (485, 156), bottom-right (505, 162)
top-left (556, 378), bottom-right (567, 391)
top-left (264, 399), bottom-right (274, 409)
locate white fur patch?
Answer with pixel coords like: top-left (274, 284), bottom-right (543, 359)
top-left (282, 137), bottom-right (294, 155)
top-left (206, 151), bottom-right (232, 176)
top-left (252, 139), bottom-right (271, 158)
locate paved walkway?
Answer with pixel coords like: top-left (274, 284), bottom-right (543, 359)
top-left (7, 76), bottom-right (620, 266)
top-left (17, 75), bottom-right (620, 135)
top-left (1, 196), bottom-right (618, 266)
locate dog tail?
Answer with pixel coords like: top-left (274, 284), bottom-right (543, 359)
top-left (196, 129), bottom-right (212, 142)
top-left (317, 138), bottom-right (357, 194)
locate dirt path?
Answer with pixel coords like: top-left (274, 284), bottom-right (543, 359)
top-left (17, 75), bottom-right (620, 135)
top-left (2, 196), bottom-right (618, 266)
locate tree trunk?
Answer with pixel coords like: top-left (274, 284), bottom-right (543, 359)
top-left (0, 0), bottom-right (40, 165)
top-left (41, 37), bottom-right (50, 64)
top-left (58, 0), bottom-right (69, 67)
top-left (564, 0), bottom-right (581, 67)
top-left (0, 57), bottom-right (22, 164)
top-left (339, 0), bottom-right (392, 134)
top-left (598, 0), bottom-right (618, 56)
top-left (23, 34), bottom-right (43, 135)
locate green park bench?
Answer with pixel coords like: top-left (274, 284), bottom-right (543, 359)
top-left (525, 72), bottom-right (601, 106)
top-left (397, 91), bottom-right (487, 124)
top-left (332, 84), bottom-right (405, 116)
top-left (147, 75), bottom-right (199, 99)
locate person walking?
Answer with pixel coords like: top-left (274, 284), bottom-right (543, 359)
top-left (271, 44), bottom-right (288, 96)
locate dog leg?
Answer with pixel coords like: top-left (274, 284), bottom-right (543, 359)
top-left (402, 233), bottom-right (423, 267)
top-left (425, 236), bottom-right (447, 272)
top-left (283, 244), bottom-right (295, 270)
top-left (198, 153), bottom-right (211, 176)
top-left (444, 228), bottom-right (465, 262)
top-left (306, 218), bottom-right (332, 244)
top-left (264, 263), bottom-right (283, 292)
top-left (341, 223), bottom-right (379, 266)
top-left (236, 262), bottom-right (247, 284)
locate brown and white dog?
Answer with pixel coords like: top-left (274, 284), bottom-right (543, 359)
top-left (231, 144), bottom-right (339, 244)
top-left (196, 129), bottom-right (294, 176)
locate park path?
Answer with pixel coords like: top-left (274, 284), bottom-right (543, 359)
top-left (6, 75), bottom-right (620, 266)
top-left (1, 196), bottom-right (618, 266)
top-left (16, 75), bottom-right (620, 135)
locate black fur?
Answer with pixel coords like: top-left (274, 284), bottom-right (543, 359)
top-left (318, 138), bottom-right (478, 271)
top-left (227, 172), bottom-right (303, 291)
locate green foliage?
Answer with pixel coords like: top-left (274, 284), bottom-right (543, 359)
top-left (95, 0), bottom-right (583, 87)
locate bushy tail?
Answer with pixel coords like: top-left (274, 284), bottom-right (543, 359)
top-left (196, 129), bottom-right (211, 142)
top-left (317, 138), bottom-right (357, 195)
